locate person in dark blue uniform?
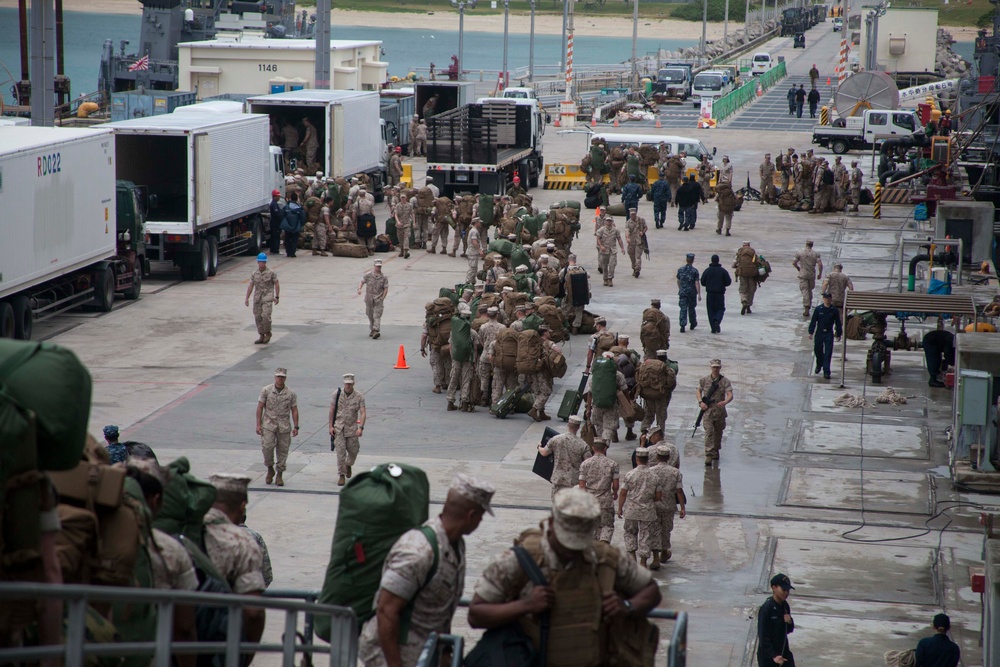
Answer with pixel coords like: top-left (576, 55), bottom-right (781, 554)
top-left (269, 189), bottom-right (284, 255)
top-left (915, 613), bottom-right (960, 667)
top-left (757, 573), bottom-right (795, 667)
top-left (923, 319), bottom-right (955, 388)
top-left (808, 292), bottom-right (842, 379)
top-left (649, 171), bottom-right (671, 229)
top-left (621, 174), bottom-right (643, 213)
top-left (700, 254), bottom-right (732, 334)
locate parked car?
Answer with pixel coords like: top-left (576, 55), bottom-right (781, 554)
top-left (833, 17), bottom-right (843, 31)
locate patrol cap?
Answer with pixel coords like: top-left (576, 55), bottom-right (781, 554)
top-left (103, 425), bottom-right (119, 439)
top-left (450, 473), bottom-right (495, 516)
top-left (508, 234), bottom-right (517, 241)
top-left (458, 302), bottom-right (472, 316)
top-left (342, 373), bottom-right (355, 384)
top-left (515, 305), bottom-right (527, 313)
top-left (568, 415), bottom-right (583, 425)
top-left (522, 244), bottom-right (532, 251)
top-left (635, 447), bottom-right (650, 458)
top-left (209, 473), bottom-right (252, 495)
top-left (593, 437), bottom-right (607, 446)
top-left (722, 155), bottom-right (730, 160)
top-left (805, 239), bottom-right (814, 245)
top-left (628, 207), bottom-right (637, 213)
top-left (709, 359), bottom-right (722, 367)
top-left (651, 299), bottom-right (661, 307)
top-left (648, 425), bottom-right (663, 437)
top-left (595, 316), bottom-right (607, 324)
top-left (128, 456), bottom-right (165, 484)
top-left (770, 573), bottom-right (795, 590)
top-left (478, 304), bottom-right (488, 312)
top-left (524, 302), bottom-right (536, 310)
top-left (618, 334), bottom-right (630, 341)
top-left (656, 444), bottom-right (675, 457)
top-left (686, 253), bottom-right (695, 260)
top-left (462, 289), bottom-right (473, 296)
top-left (487, 306), bottom-right (499, 314)
top-left (274, 368), bottom-right (288, 377)
top-left (602, 351), bottom-right (614, 359)
top-left (257, 253), bottom-right (268, 262)
top-left (538, 324), bottom-right (552, 332)
top-left (551, 488), bottom-right (600, 551)
top-left (656, 349), bottom-right (668, 357)
top-left (503, 286), bottom-right (515, 293)
top-left (546, 242), bottom-right (556, 248)
top-left (374, 259), bottom-right (383, 266)
top-left (540, 254), bottom-right (549, 260)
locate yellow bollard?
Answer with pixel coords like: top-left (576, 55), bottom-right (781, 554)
top-left (873, 182), bottom-right (882, 219)
top-left (820, 106), bottom-right (829, 126)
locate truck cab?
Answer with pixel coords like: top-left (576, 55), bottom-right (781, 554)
top-left (751, 52), bottom-right (773, 76)
top-left (502, 87), bottom-right (536, 100)
top-left (654, 65), bottom-right (693, 100)
top-left (813, 109), bottom-right (923, 154)
top-left (115, 180), bottom-right (149, 278)
top-left (692, 70), bottom-right (734, 107)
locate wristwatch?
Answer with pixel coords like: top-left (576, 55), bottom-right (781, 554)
top-left (622, 599), bottom-right (634, 615)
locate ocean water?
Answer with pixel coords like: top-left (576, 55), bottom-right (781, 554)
top-left (0, 7), bottom-right (696, 105)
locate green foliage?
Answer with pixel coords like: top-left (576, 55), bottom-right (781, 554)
top-left (671, 0), bottom-right (749, 23)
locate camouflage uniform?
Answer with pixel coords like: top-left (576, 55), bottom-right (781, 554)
top-left (650, 443), bottom-right (679, 469)
top-left (250, 268), bottom-right (278, 338)
top-left (332, 387), bottom-right (366, 477)
top-left (676, 263), bottom-right (700, 330)
top-left (477, 320), bottom-right (505, 404)
top-left (149, 528), bottom-right (198, 591)
top-left (241, 524), bottom-right (273, 587)
top-left (621, 466), bottom-right (661, 559)
top-left (489, 339), bottom-right (518, 406)
top-left (411, 196), bottom-right (432, 247)
top-left (649, 464), bottom-right (681, 553)
top-left (358, 516), bottom-right (466, 667)
top-left (625, 215), bottom-right (647, 274)
top-left (203, 507), bottom-right (266, 594)
top-left (530, 339), bottom-right (556, 415)
top-left (579, 455), bottom-right (619, 542)
top-left (698, 373), bottom-right (732, 461)
top-left (258, 383), bottom-right (297, 474)
top-left (354, 193), bottom-right (377, 253)
top-left (595, 225), bottom-right (622, 283)
top-left (424, 321), bottom-right (452, 392)
top-left (361, 270), bottom-right (389, 336)
top-left (465, 226), bottom-right (482, 284)
top-left (560, 266), bottom-right (589, 330)
top-left (590, 370), bottom-right (627, 442)
top-left (395, 198), bottom-right (414, 255)
top-left (447, 328), bottom-right (479, 405)
top-left (733, 245), bottom-right (758, 309)
top-left (759, 159), bottom-right (776, 203)
top-left (794, 247), bottom-right (821, 311)
top-left (545, 431), bottom-right (591, 500)
top-left (849, 166), bottom-right (863, 211)
top-left (314, 204), bottom-right (330, 253)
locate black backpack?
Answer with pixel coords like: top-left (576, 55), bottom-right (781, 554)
top-left (822, 168), bottom-right (835, 185)
top-left (358, 213), bottom-right (377, 238)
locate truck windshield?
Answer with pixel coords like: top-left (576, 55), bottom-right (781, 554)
top-left (504, 90), bottom-right (529, 99)
top-left (694, 74), bottom-right (724, 91)
top-left (658, 68), bottom-right (687, 82)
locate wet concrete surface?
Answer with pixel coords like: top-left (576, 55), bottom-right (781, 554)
top-left (38, 56), bottom-right (995, 667)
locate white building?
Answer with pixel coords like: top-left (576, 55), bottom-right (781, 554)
top-left (178, 37), bottom-right (387, 99)
top-left (858, 7), bottom-right (938, 74)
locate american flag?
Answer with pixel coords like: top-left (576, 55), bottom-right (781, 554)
top-left (128, 55), bottom-right (149, 72)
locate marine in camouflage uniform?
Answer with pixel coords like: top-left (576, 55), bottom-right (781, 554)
top-left (528, 329), bottom-right (557, 421)
top-left (588, 357), bottom-right (628, 443)
top-left (638, 351), bottom-right (676, 434)
top-left (539, 416), bottom-right (592, 501)
top-left (359, 261), bottom-right (389, 339)
top-left (697, 360), bottom-right (734, 465)
top-left (578, 439), bottom-right (620, 542)
top-left (421, 320), bottom-right (451, 394)
top-left (245, 257), bottom-right (279, 344)
top-left (758, 154), bottom-right (776, 204)
top-left (150, 528), bottom-right (199, 591)
top-left (204, 474), bottom-right (266, 595)
top-left (624, 209), bottom-right (647, 278)
top-left (331, 373), bottom-right (366, 486)
top-left (256, 368), bottom-right (298, 487)
top-left (849, 161), bottom-right (863, 212)
top-left (649, 445), bottom-right (684, 562)
top-left (793, 240), bottom-right (823, 317)
top-left (476, 309), bottom-right (505, 407)
top-left (394, 195), bottom-right (414, 258)
top-left (447, 306), bottom-right (479, 411)
top-left (240, 523), bottom-right (273, 588)
top-left (733, 242), bottom-right (759, 313)
top-left (465, 220), bottom-right (484, 285)
top-left (675, 254), bottom-right (700, 332)
top-left (559, 256), bottom-right (589, 333)
top-left (595, 218), bottom-right (625, 287)
top-left (619, 448), bottom-right (663, 568)
top-left (359, 474), bottom-right (494, 667)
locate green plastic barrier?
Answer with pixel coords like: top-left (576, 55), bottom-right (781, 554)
top-left (714, 61), bottom-right (787, 123)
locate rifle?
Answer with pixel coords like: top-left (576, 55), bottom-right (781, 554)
top-left (642, 232), bottom-right (650, 260)
top-left (692, 376), bottom-right (722, 436)
top-left (329, 388), bottom-right (341, 451)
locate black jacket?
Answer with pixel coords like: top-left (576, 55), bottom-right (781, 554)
top-left (757, 597), bottom-right (794, 666)
top-left (700, 263), bottom-right (732, 293)
top-left (807, 89), bottom-right (821, 104)
top-left (914, 633), bottom-right (960, 667)
top-left (794, 88), bottom-right (807, 102)
top-left (675, 181), bottom-right (703, 208)
top-left (809, 304), bottom-right (842, 337)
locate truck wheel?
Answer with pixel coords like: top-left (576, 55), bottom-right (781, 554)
top-left (246, 216), bottom-right (263, 256)
top-left (518, 162), bottom-right (530, 190)
top-left (124, 265), bottom-right (142, 300)
top-left (207, 236), bottom-right (220, 277)
top-left (95, 267), bottom-right (115, 313)
top-left (179, 256), bottom-right (194, 281)
top-left (0, 302), bottom-right (14, 339)
top-left (11, 295), bottom-right (32, 340)
top-left (191, 241), bottom-right (210, 282)
top-left (832, 140), bottom-right (849, 155)
top-left (530, 159), bottom-right (542, 187)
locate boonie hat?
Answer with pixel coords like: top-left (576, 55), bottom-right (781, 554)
top-left (551, 488), bottom-right (600, 550)
top-left (450, 473), bottom-right (496, 516)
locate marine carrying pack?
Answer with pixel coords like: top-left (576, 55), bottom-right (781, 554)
top-left (590, 357), bottom-right (618, 409)
top-left (316, 463), bottom-right (433, 640)
top-left (636, 359), bottom-right (676, 400)
top-left (516, 330), bottom-right (544, 375)
top-left (494, 328), bottom-right (519, 372)
top-left (450, 316), bottom-right (474, 362)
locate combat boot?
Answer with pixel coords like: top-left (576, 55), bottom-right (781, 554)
top-left (319, 251), bottom-right (329, 257)
top-left (528, 408), bottom-right (541, 422)
top-left (480, 396), bottom-right (491, 408)
top-left (433, 386), bottom-right (443, 394)
top-left (404, 251), bottom-right (410, 259)
top-left (266, 466), bottom-right (275, 484)
top-left (662, 549), bottom-right (672, 562)
top-left (398, 249), bottom-right (405, 257)
top-left (275, 471), bottom-right (284, 487)
top-left (539, 411), bottom-right (552, 421)
top-left (428, 247), bottom-right (436, 254)
top-left (611, 430), bottom-right (619, 443)
top-left (803, 308), bottom-right (810, 317)
top-left (448, 251), bottom-right (456, 258)
top-left (346, 466), bottom-right (352, 478)
top-left (464, 402), bottom-right (477, 413)
top-left (254, 335), bottom-right (266, 344)
top-left (447, 400), bottom-right (458, 411)
top-left (337, 475), bottom-right (346, 486)
top-left (625, 428), bottom-right (637, 441)
top-left (263, 332), bottom-right (272, 344)
top-left (640, 556), bottom-right (648, 568)
top-left (649, 553), bottom-right (661, 570)
top-left (312, 250), bottom-right (321, 256)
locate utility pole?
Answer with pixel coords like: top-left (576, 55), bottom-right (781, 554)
top-left (744, 0), bottom-right (751, 39)
top-left (529, 0), bottom-right (536, 82)
top-left (314, 0), bottom-right (330, 88)
top-left (30, 0), bottom-right (55, 125)
top-left (701, 0), bottom-right (708, 59)
top-left (631, 0), bottom-right (639, 90)
top-left (561, 0), bottom-right (568, 69)
top-left (501, 0), bottom-right (509, 89)
top-left (453, 1), bottom-right (477, 82)
top-left (724, 0), bottom-right (730, 45)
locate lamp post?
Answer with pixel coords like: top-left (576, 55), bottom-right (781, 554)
top-left (529, 0), bottom-right (536, 82)
top-left (561, 0), bottom-right (568, 69)
top-left (502, 0), bottom-right (510, 90)
top-left (700, 0), bottom-right (708, 59)
top-left (631, 0), bottom-right (639, 90)
top-left (451, 0), bottom-right (477, 83)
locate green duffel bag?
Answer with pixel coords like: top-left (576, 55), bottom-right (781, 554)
top-left (450, 315), bottom-right (474, 363)
top-left (510, 248), bottom-right (532, 273)
top-left (549, 200), bottom-right (582, 211)
top-left (315, 463), bottom-right (431, 640)
top-left (0, 340), bottom-right (90, 471)
top-left (590, 357), bottom-right (618, 409)
top-left (439, 288), bottom-right (460, 305)
top-left (488, 239), bottom-right (516, 257)
top-left (153, 457), bottom-right (218, 547)
top-left (606, 203), bottom-right (627, 217)
top-left (518, 215), bottom-right (546, 238)
top-left (512, 206), bottom-right (528, 219)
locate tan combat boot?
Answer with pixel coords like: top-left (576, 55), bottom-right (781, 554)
top-left (447, 400), bottom-right (458, 411)
top-left (346, 466), bottom-right (352, 478)
top-left (662, 549), bottom-right (672, 562)
top-left (337, 474), bottom-right (346, 486)
top-left (649, 552), bottom-right (661, 570)
top-left (539, 411), bottom-right (552, 421)
top-left (448, 251), bottom-right (456, 258)
top-left (263, 332), bottom-right (272, 344)
top-left (265, 466), bottom-right (275, 484)
top-left (254, 335), bottom-right (265, 344)
top-left (275, 471), bottom-right (284, 487)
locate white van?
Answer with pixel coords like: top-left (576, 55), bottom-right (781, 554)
top-left (591, 132), bottom-right (715, 172)
top-left (751, 52), bottom-right (773, 76)
top-left (691, 70), bottom-right (735, 107)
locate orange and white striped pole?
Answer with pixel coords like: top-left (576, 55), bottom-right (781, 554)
top-left (837, 38), bottom-right (849, 84)
top-left (559, 0), bottom-right (577, 128)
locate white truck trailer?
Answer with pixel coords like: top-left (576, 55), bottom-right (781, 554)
top-left (0, 126), bottom-right (144, 340)
top-left (245, 90), bottom-right (391, 201)
top-left (104, 112), bottom-right (283, 280)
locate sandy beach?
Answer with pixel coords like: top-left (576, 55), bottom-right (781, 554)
top-left (0, 0), bottom-right (741, 40)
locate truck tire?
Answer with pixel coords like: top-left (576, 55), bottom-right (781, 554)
top-left (0, 302), bottom-right (14, 339)
top-left (246, 216), bottom-right (263, 256)
top-left (518, 162), bottom-right (530, 190)
top-left (11, 295), bottom-right (32, 340)
top-left (95, 267), bottom-right (115, 313)
top-left (832, 139), bottom-right (849, 155)
top-left (179, 257), bottom-right (194, 281)
top-left (191, 240), bottom-right (210, 282)
top-left (207, 236), bottom-right (220, 277)
top-left (123, 265), bottom-right (142, 300)
top-left (530, 159), bottom-right (542, 188)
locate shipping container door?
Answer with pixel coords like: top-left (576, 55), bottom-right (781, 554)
top-left (195, 133), bottom-right (213, 227)
top-left (327, 103), bottom-right (340, 177)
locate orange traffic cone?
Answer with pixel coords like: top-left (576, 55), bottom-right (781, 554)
top-left (394, 345), bottom-right (410, 369)
top-left (655, 118), bottom-right (662, 128)
top-left (826, 77), bottom-right (831, 85)
top-left (613, 117), bottom-right (619, 127)
top-left (591, 117), bottom-right (597, 127)
top-left (554, 117), bottom-right (560, 127)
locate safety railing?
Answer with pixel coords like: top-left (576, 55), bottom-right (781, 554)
top-left (0, 583), bottom-right (358, 667)
top-left (713, 60), bottom-right (787, 122)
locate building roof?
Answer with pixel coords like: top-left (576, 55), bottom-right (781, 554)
top-left (178, 38), bottom-right (381, 51)
top-left (0, 126), bottom-right (113, 153)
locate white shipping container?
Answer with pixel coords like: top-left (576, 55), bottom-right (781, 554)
top-left (103, 113), bottom-right (271, 235)
top-left (0, 127), bottom-right (116, 300)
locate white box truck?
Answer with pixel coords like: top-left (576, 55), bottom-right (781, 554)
top-left (0, 127), bottom-right (144, 340)
top-left (104, 112), bottom-right (283, 280)
top-left (245, 90), bottom-right (392, 201)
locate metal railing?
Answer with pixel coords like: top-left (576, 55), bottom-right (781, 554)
top-left (0, 583), bottom-right (357, 667)
top-left (713, 60), bottom-right (787, 122)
